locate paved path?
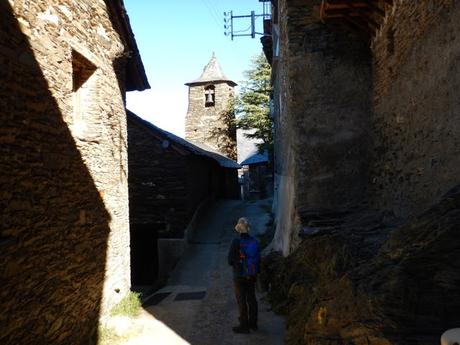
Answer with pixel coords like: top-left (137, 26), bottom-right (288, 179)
top-left (143, 199), bottom-right (285, 345)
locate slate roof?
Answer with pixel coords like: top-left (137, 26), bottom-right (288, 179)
top-left (240, 152), bottom-right (269, 166)
top-left (127, 110), bottom-right (241, 169)
top-left (185, 53), bottom-right (237, 87)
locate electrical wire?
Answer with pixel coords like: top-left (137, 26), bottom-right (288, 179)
top-left (212, 0), bottom-right (224, 18)
top-left (204, 0), bottom-right (223, 27)
top-left (200, 0), bottom-right (222, 30)
top-left (233, 24), bottom-right (252, 34)
top-left (211, 0), bottom-right (221, 15)
top-left (203, 0), bottom-right (216, 20)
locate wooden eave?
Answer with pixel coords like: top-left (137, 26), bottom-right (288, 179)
top-left (320, 0), bottom-right (393, 40)
top-left (260, 35), bottom-right (273, 65)
top-left (105, 0), bottom-right (150, 91)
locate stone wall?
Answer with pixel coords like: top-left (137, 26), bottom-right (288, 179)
top-left (128, 116), bottom-right (239, 237)
top-left (272, 0), bottom-right (373, 253)
top-left (0, 1), bottom-right (133, 343)
top-left (271, 0), bottom-right (297, 255)
top-left (266, 1), bottom-right (460, 342)
top-left (128, 117), bottom-right (192, 238)
top-left (272, 0), bottom-right (460, 252)
top-left (185, 82), bottom-right (237, 160)
top-left (369, 0), bottom-right (460, 217)
top-left (128, 114), bottom-right (239, 284)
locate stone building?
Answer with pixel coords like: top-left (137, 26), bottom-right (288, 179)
top-left (0, 1), bottom-right (148, 344)
top-left (185, 53), bottom-right (238, 160)
top-left (240, 153), bottom-right (270, 200)
top-left (127, 110), bottom-right (240, 285)
top-left (263, 0), bottom-right (460, 254)
top-left (237, 128), bottom-right (270, 200)
top-left (260, 0), bottom-right (460, 343)
top-left (265, 0), bottom-right (373, 255)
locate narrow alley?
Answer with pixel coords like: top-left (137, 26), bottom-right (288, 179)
top-left (3, 1), bottom-right (460, 344)
top-left (103, 199), bottom-right (285, 345)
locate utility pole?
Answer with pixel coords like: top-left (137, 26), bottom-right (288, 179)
top-left (224, 1), bottom-right (271, 40)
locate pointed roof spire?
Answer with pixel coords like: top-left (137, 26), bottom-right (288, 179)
top-left (185, 53), bottom-right (237, 86)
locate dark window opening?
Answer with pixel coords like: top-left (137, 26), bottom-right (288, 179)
top-left (72, 50), bottom-right (96, 92)
top-left (205, 85), bottom-right (215, 107)
top-left (72, 50), bottom-right (97, 124)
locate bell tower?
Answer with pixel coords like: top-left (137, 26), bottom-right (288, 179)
top-left (185, 53), bottom-right (237, 160)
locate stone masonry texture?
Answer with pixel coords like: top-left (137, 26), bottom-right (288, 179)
top-left (369, 0), bottom-right (460, 217)
top-left (272, 0), bottom-right (372, 253)
top-left (127, 116), bottom-right (221, 239)
top-left (272, 0), bottom-right (460, 252)
top-left (0, 1), bottom-right (136, 344)
top-left (267, 0), bottom-right (460, 343)
top-left (185, 82), bottom-right (237, 160)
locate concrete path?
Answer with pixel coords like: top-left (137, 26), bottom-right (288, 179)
top-left (143, 199), bottom-right (285, 345)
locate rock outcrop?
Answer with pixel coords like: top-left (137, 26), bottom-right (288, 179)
top-left (263, 185), bottom-right (460, 344)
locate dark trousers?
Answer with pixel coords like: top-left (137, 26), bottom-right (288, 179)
top-left (234, 277), bottom-right (258, 327)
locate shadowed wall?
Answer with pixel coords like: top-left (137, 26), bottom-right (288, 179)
top-left (0, 1), bottom-right (134, 343)
top-left (369, 0), bottom-right (460, 217)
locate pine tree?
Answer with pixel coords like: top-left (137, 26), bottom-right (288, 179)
top-left (235, 52), bottom-right (272, 154)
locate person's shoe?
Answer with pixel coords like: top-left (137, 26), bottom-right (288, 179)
top-left (249, 324), bottom-right (258, 331)
top-left (232, 325), bottom-right (250, 334)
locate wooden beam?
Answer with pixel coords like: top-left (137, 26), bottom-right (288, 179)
top-left (322, 8), bottom-right (381, 30)
top-left (364, 0), bottom-right (386, 17)
top-left (323, 8), bottom-right (373, 16)
top-left (343, 1), bottom-right (381, 30)
top-left (320, 0), bottom-right (391, 40)
top-left (323, 1), bottom-right (369, 10)
top-left (322, 0), bottom-right (386, 20)
top-left (343, 13), bottom-right (374, 37)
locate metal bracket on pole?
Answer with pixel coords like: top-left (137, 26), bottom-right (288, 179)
top-left (224, 10), bottom-right (268, 40)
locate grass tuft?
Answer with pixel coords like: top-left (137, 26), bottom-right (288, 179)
top-left (97, 325), bottom-right (120, 344)
top-left (110, 291), bottom-right (142, 318)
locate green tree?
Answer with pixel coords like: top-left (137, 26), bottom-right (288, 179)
top-left (235, 52), bottom-right (272, 154)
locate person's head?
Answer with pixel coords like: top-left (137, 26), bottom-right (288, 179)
top-left (235, 217), bottom-right (250, 234)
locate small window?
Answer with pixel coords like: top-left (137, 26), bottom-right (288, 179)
top-left (204, 85), bottom-right (215, 107)
top-left (72, 50), bottom-right (97, 126)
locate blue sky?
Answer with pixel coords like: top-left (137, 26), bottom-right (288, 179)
top-left (125, 0), bottom-right (265, 137)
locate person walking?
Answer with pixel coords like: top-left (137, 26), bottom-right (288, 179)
top-left (228, 217), bottom-right (260, 334)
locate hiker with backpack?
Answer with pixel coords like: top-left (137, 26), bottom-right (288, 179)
top-left (228, 217), bottom-right (261, 334)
